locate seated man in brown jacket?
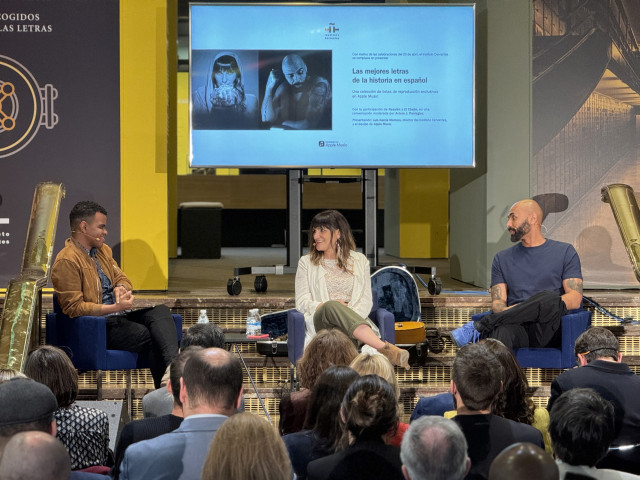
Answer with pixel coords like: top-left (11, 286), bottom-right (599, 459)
top-left (51, 200), bottom-right (178, 388)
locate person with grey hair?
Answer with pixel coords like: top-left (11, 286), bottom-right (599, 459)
top-left (0, 431), bottom-right (71, 480)
top-left (400, 416), bottom-right (470, 480)
top-left (547, 327), bottom-right (640, 474)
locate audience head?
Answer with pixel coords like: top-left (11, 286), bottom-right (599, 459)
top-left (0, 378), bottom-right (58, 438)
top-left (24, 345), bottom-right (78, 408)
top-left (451, 342), bottom-right (503, 411)
top-left (488, 443), bottom-right (558, 480)
top-left (0, 430), bottom-right (71, 480)
top-left (0, 369), bottom-right (26, 384)
top-left (202, 412), bottom-right (292, 480)
top-left (170, 346), bottom-right (203, 407)
top-left (69, 200), bottom-right (107, 230)
top-left (340, 374), bottom-right (399, 446)
top-left (350, 352), bottom-right (400, 400)
top-left (482, 338), bottom-right (534, 424)
top-left (181, 347), bottom-right (243, 415)
top-left (574, 327), bottom-right (619, 365)
top-left (549, 388), bottom-right (615, 467)
top-left (181, 322), bottom-right (225, 350)
top-left (400, 416), bottom-right (470, 480)
top-left (304, 366), bottom-right (359, 450)
top-left (297, 329), bottom-right (358, 389)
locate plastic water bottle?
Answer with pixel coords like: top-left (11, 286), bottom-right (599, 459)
top-left (198, 309), bottom-right (209, 324)
top-left (246, 308), bottom-right (261, 336)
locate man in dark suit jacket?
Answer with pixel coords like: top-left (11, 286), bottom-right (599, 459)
top-left (547, 327), bottom-right (640, 474)
top-left (451, 343), bottom-right (544, 480)
top-left (118, 348), bottom-right (243, 480)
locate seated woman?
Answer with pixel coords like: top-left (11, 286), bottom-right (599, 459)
top-left (307, 374), bottom-right (404, 480)
top-left (279, 328), bottom-right (358, 435)
top-left (283, 365), bottom-right (359, 479)
top-left (349, 352), bottom-right (408, 447)
top-left (202, 412), bottom-right (292, 480)
top-left (24, 345), bottom-right (111, 470)
top-left (295, 210), bottom-right (409, 369)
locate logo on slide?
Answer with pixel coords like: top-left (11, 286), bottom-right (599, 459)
top-left (324, 22), bottom-right (340, 40)
top-left (0, 55), bottom-right (58, 159)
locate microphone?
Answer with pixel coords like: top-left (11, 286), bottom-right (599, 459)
top-left (72, 231), bottom-right (101, 242)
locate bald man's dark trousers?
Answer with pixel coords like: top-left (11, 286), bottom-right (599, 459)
top-left (474, 291), bottom-right (567, 350)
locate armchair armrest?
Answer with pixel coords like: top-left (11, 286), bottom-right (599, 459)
top-left (287, 309), bottom-right (305, 366)
top-left (46, 311), bottom-right (108, 371)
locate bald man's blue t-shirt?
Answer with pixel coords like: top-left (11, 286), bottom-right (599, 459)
top-left (491, 239), bottom-right (582, 306)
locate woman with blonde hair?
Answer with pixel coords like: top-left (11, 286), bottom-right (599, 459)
top-left (349, 352), bottom-right (407, 447)
top-left (202, 412), bottom-right (292, 480)
top-left (279, 328), bottom-right (358, 435)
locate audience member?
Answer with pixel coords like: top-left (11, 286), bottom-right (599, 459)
top-left (412, 339), bottom-right (551, 452)
top-left (350, 352), bottom-right (408, 446)
top-left (111, 347), bottom-right (202, 479)
top-left (142, 322), bottom-right (226, 418)
top-left (450, 342), bottom-right (543, 479)
top-left (283, 366), bottom-right (359, 479)
top-left (118, 347), bottom-right (243, 479)
top-left (548, 327), bottom-right (640, 474)
top-left (0, 430), bottom-right (71, 480)
top-left (549, 388), bottom-right (640, 480)
top-left (202, 412), bottom-right (293, 480)
top-left (279, 328), bottom-right (358, 435)
top-left (0, 378), bottom-right (105, 479)
top-left (24, 345), bottom-right (110, 470)
top-left (307, 374), bottom-right (404, 480)
top-left (0, 368), bottom-right (26, 384)
top-left (400, 416), bottom-right (470, 480)
top-left (488, 443), bottom-right (558, 480)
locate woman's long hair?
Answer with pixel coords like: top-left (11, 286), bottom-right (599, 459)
top-left (483, 338), bottom-right (535, 424)
top-left (304, 365), bottom-right (360, 451)
top-left (308, 210), bottom-right (356, 272)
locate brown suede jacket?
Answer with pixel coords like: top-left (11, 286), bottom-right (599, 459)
top-left (51, 237), bottom-right (132, 317)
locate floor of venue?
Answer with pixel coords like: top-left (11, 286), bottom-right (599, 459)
top-left (37, 247), bottom-right (640, 428)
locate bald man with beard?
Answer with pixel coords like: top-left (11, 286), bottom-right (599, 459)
top-left (262, 53), bottom-right (331, 130)
top-left (450, 199), bottom-right (584, 349)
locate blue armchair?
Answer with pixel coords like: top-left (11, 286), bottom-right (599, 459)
top-left (470, 308), bottom-right (592, 368)
top-left (286, 290), bottom-right (395, 366)
top-left (46, 294), bottom-right (182, 409)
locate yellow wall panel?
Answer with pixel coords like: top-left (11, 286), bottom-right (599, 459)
top-left (398, 169), bottom-right (449, 258)
top-left (120, 0), bottom-right (170, 290)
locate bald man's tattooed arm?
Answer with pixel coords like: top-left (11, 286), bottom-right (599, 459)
top-left (561, 277), bottom-right (584, 310)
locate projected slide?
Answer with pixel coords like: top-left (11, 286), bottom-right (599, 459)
top-left (190, 4), bottom-right (475, 168)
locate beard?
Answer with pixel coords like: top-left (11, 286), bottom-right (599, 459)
top-left (509, 219), bottom-right (531, 242)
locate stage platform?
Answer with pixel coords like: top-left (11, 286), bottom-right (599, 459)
top-left (19, 248), bottom-right (640, 424)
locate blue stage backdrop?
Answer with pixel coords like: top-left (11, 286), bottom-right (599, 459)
top-left (0, 0), bottom-right (121, 287)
